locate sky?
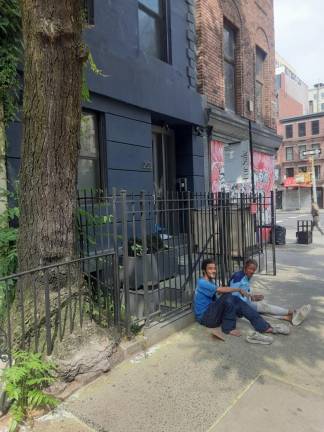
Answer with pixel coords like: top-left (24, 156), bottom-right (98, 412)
top-left (274, 0), bottom-right (324, 86)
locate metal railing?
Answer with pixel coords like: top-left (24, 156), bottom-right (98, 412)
top-left (77, 190), bottom-right (276, 331)
top-left (0, 252), bottom-right (119, 363)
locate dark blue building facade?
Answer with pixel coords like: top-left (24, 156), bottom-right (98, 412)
top-left (6, 0), bottom-right (206, 196)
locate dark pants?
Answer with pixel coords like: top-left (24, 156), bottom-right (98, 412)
top-left (200, 293), bottom-right (270, 334)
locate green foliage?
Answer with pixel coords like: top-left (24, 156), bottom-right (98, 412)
top-left (81, 52), bottom-right (106, 102)
top-left (0, 0), bottom-right (22, 124)
top-left (2, 351), bottom-right (58, 431)
top-left (0, 190), bottom-right (19, 318)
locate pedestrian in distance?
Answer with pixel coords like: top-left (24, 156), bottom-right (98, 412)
top-left (311, 200), bottom-right (324, 235)
top-left (194, 258), bottom-right (290, 345)
top-left (230, 259), bottom-right (312, 326)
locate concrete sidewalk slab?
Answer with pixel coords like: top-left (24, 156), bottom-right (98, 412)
top-left (208, 374), bottom-right (324, 432)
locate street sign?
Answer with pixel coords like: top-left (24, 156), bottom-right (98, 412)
top-left (302, 149), bottom-right (321, 156)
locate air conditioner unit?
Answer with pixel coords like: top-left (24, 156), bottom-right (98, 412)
top-left (247, 100), bottom-right (254, 112)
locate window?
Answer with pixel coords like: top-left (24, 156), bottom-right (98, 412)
top-left (309, 100), bottom-right (314, 114)
top-left (312, 120), bottom-right (320, 135)
top-left (298, 166), bottom-right (307, 173)
top-left (321, 93), bottom-right (324, 99)
top-left (286, 167), bottom-right (294, 178)
top-left (285, 125), bottom-right (293, 138)
top-left (286, 147), bottom-right (293, 161)
top-left (321, 103), bottom-right (324, 111)
top-left (299, 145), bottom-right (306, 159)
top-left (78, 112), bottom-right (100, 191)
top-left (315, 165), bottom-right (321, 180)
top-left (312, 143), bottom-right (321, 159)
top-left (83, 0), bottom-right (94, 25)
top-left (223, 23), bottom-right (237, 112)
top-left (255, 46), bottom-right (266, 122)
top-left (138, 0), bottom-right (169, 62)
top-left (298, 122), bottom-right (306, 137)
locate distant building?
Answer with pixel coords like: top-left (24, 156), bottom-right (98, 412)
top-left (275, 53), bottom-right (309, 137)
top-left (276, 112), bottom-right (324, 210)
top-left (309, 83), bottom-right (324, 114)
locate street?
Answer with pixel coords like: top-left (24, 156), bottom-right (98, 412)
top-left (31, 217), bottom-right (324, 432)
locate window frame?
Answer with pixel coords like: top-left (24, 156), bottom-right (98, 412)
top-left (223, 21), bottom-right (237, 113)
top-left (298, 122), bottom-right (306, 137)
top-left (285, 167), bottom-right (294, 178)
top-left (298, 144), bottom-right (306, 160)
top-left (138, 0), bottom-right (171, 63)
top-left (78, 110), bottom-right (106, 193)
top-left (285, 146), bottom-right (294, 162)
top-left (285, 124), bottom-right (293, 139)
top-left (311, 120), bottom-right (320, 135)
top-left (255, 46), bottom-right (267, 123)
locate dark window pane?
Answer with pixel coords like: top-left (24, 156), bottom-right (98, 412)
top-left (298, 122), bottom-right (306, 137)
top-left (255, 81), bottom-right (263, 121)
top-left (312, 120), bottom-right (319, 135)
top-left (138, 6), bottom-right (165, 60)
top-left (224, 61), bottom-right (235, 111)
top-left (223, 25), bottom-right (235, 61)
top-left (285, 125), bottom-right (293, 138)
top-left (286, 167), bottom-right (294, 177)
top-left (256, 47), bottom-right (266, 82)
top-left (139, 0), bottom-right (161, 14)
top-left (315, 165), bottom-right (321, 180)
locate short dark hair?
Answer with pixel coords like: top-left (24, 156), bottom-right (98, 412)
top-left (244, 258), bottom-right (258, 269)
top-left (201, 258), bottom-right (216, 272)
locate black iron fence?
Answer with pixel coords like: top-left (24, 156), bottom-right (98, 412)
top-left (0, 252), bottom-right (119, 363)
top-left (77, 190), bottom-right (276, 331)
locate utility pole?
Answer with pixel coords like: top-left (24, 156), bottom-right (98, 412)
top-left (249, 120), bottom-right (255, 198)
top-left (310, 155), bottom-right (317, 204)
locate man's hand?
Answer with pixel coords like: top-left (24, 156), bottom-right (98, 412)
top-left (239, 289), bottom-right (252, 299)
top-left (251, 294), bottom-right (264, 302)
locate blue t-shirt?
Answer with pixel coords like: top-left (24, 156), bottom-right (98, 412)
top-left (194, 278), bottom-right (219, 321)
top-left (229, 271), bottom-right (252, 304)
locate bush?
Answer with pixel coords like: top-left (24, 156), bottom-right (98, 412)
top-left (2, 351), bottom-right (58, 431)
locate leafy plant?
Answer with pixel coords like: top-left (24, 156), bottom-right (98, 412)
top-left (0, 190), bottom-right (19, 319)
top-left (0, 0), bottom-right (22, 124)
top-left (2, 351), bottom-right (58, 431)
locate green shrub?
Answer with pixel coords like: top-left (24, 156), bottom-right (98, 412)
top-left (2, 351), bottom-right (58, 431)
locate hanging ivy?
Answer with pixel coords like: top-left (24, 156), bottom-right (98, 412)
top-left (0, 0), bottom-right (22, 124)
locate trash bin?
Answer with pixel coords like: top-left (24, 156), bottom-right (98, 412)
top-left (296, 220), bottom-right (312, 244)
top-left (271, 225), bottom-right (286, 245)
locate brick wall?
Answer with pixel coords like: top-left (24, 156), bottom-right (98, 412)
top-left (196, 0), bottom-right (276, 130)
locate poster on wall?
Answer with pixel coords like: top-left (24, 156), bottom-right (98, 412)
top-left (253, 151), bottom-right (275, 197)
top-left (210, 140), bottom-right (225, 193)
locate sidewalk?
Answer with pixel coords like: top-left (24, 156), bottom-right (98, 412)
top-left (33, 228), bottom-right (324, 432)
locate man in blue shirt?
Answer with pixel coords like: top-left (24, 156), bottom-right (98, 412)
top-left (230, 258), bottom-right (311, 326)
top-left (194, 258), bottom-right (273, 337)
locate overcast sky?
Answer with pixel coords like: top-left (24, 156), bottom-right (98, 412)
top-left (274, 0), bottom-right (324, 86)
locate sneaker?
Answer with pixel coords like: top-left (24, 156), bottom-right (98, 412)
top-left (271, 323), bottom-right (290, 335)
top-left (246, 331), bottom-right (273, 345)
top-left (292, 304), bottom-right (312, 326)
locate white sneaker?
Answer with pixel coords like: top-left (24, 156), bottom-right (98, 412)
top-left (292, 304), bottom-right (312, 326)
top-left (271, 323), bottom-right (290, 335)
top-left (246, 331), bottom-right (273, 345)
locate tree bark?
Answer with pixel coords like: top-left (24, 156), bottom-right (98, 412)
top-left (18, 0), bottom-right (84, 271)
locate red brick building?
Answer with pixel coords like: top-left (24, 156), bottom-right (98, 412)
top-left (276, 113), bottom-right (324, 209)
top-left (195, 0), bottom-right (281, 196)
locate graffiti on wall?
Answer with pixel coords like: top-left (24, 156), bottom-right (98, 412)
top-left (211, 140), bottom-right (225, 193)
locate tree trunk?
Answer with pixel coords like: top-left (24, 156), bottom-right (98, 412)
top-left (18, 0), bottom-right (84, 271)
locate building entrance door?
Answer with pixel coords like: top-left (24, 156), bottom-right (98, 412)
top-left (152, 126), bottom-right (176, 198)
